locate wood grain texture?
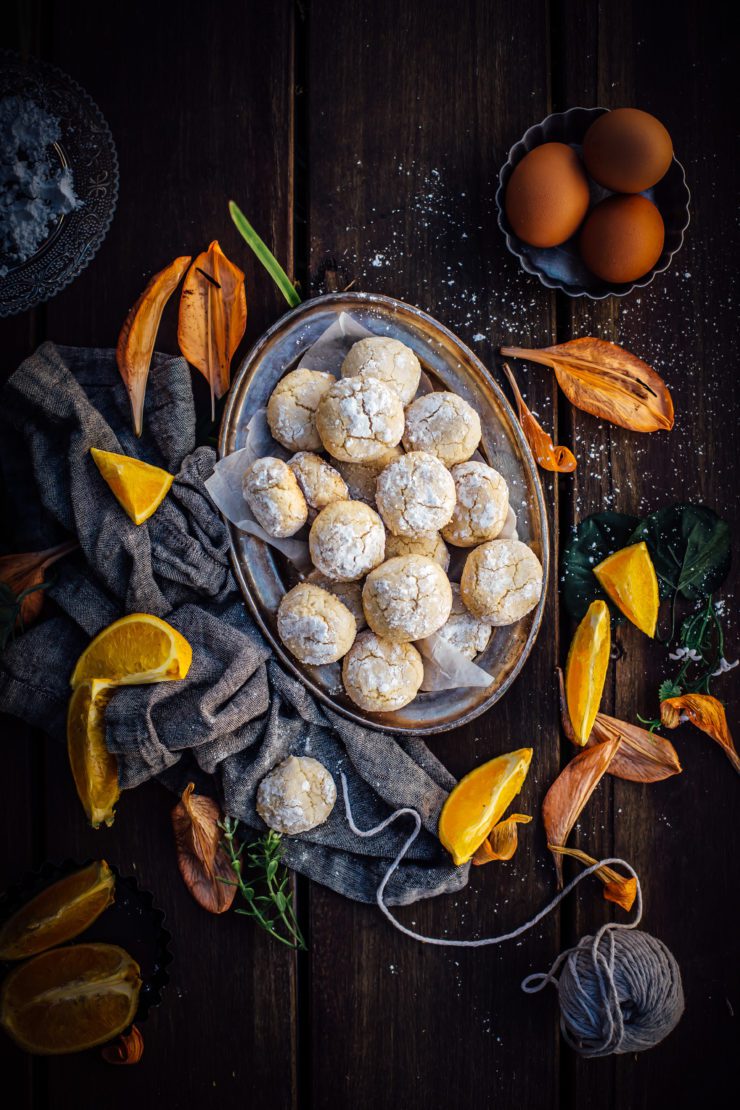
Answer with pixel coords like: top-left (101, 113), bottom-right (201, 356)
top-left (307, 3), bottom-right (562, 1108)
top-left (555, 2), bottom-right (739, 1106)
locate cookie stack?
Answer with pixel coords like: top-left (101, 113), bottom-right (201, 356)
top-left (242, 335), bottom-right (544, 714)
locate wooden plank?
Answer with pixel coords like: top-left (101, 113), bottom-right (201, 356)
top-left (307, 3), bottom-right (564, 1107)
top-left (1, 2), bottom-right (298, 1107)
top-left (556, 1), bottom-right (738, 1104)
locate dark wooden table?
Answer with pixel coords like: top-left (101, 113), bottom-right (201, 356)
top-left (1, 2), bottom-right (737, 1107)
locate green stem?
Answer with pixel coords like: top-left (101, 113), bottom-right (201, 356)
top-left (229, 202), bottom-right (302, 308)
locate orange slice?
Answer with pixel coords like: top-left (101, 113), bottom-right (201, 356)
top-left (565, 599), bottom-right (611, 744)
top-left (0, 861), bottom-right (115, 961)
top-left (0, 943), bottom-right (141, 1055)
top-left (67, 680), bottom-right (119, 828)
top-left (90, 447), bottom-right (174, 526)
top-left (70, 613), bottom-right (192, 688)
top-left (593, 540), bottom-right (659, 638)
top-left (438, 748), bottom-right (533, 866)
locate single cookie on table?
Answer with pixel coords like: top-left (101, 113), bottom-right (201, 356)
top-left (309, 500), bottom-right (386, 582)
top-left (266, 368), bottom-right (335, 452)
top-left (436, 583), bottom-right (493, 660)
top-left (277, 582), bottom-right (356, 665)
top-left (362, 555), bottom-right (452, 643)
top-left (403, 391), bottom-right (481, 466)
top-left (334, 445), bottom-right (403, 507)
top-left (316, 376), bottom-right (405, 463)
top-left (242, 456), bottom-right (308, 538)
top-left (441, 461), bottom-right (509, 547)
top-left (287, 452), bottom-right (348, 519)
top-left (340, 336), bottom-right (421, 405)
top-left (375, 451), bottom-right (456, 537)
top-left (257, 755), bottom-right (336, 835)
top-left (460, 538), bottom-right (543, 625)
top-left (342, 631), bottom-right (424, 712)
top-left (385, 529), bottom-right (450, 572)
top-left (307, 570), bottom-right (367, 631)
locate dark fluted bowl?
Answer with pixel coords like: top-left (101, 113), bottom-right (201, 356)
top-left (495, 106), bottom-right (691, 299)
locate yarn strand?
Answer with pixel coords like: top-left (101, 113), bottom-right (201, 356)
top-left (341, 774), bottom-right (684, 1056)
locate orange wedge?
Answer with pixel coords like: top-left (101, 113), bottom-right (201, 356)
top-left (70, 613), bottom-right (192, 688)
top-left (67, 680), bottom-right (119, 828)
top-left (438, 748), bottom-right (533, 866)
top-left (0, 861), bottom-right (115, 961)
top-left (0, 943), bottom-right (141, 1055)
top-left (565, 599), bottom-right (611, 744)
top-left (593, 541), bottom-right (659, 638)
top-left (90, 447), bottom-right (174, 526)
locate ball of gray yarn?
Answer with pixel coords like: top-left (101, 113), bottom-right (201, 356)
top-left (557, 928), bottom-right (684, 1057)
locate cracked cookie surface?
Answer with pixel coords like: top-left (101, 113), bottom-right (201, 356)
top-left (287, 451), bottom-right (348, 520)
top-left (375, 450), bottom-right (456, 537)
top-left (362, 554), bottom-right (453, 642)
top-left (436, 584), bottom-right (493, 659)
top-left (309, 500), bottom-right (386, 581)
top-left (340, 336), bottom-right (421, 405)
top-left (316, 375), bottom-right (405, 463)
top-left (460, 538), bottom-right (543, 625)
top-left (257, 755), bottom-right (337, 834)
top-left (266, 368), bottom-right (335, 452)
top-left (385, 529), bottom-right (450, 571)
top-left (342, 631), bottom-right (424, 712)
top-left (441, 461), bottom-right (509, 547)
top-left (242, 456), bottom-right (308, 537)
top-left (402, 391), bottom-right (481, 465)
top-left (277, 581), bottom-right (356, 665)
top-left (307, 570), bottom-right (367, 630)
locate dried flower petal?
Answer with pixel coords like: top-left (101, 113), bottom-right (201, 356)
top-left (172, 783), bottom-right (236, 914)
top-left (557, 668), bottom-right (681, 782)
top-left (0, 541), bottom-right (78, 631)
top-left (471, 813), bottom-right (531, 865)
top-left (501, 363), bottom-right (576, 473)
top-left (500, 338), bottom-right (674, 433)
top-left (101, 1024), bottom-right (144, 1065)
top-left (660, 694), bottom-right (739, 773)
top-left (548, 846), bottom-right (637, 912)
top-left (542, 738), bottom-right (621, 887)
top-left (178, 241), bottom-right (247, 419)
top-left (117, 256), bottom-right (191, 436)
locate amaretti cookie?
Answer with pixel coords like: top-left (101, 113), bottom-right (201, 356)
top-left (460, 538), bottom-right (543, 625)
top-left (402, 391), bottom-right (481, 466)
top-left (266, 368), bottom-right (335, 452)
top-left (277, 582), bottom-right (356, 665)
top-left (342, 631), bottom-right (424, 712)
top-left (316, 376), bottom-right (405, 463)
top-left (309, 500), bottom-right (386, 581)
top-left (242, 456), bottom-right (308, 538)
top-left (340, 336), bottom-right (421, 405)
top-left (441, 461), bottom-right (509, 547)
top-left (257, 756), bottom-right (336, 834)
top-left (375, 450), bottom-right (456, 537)
top-left (287, 452), bottom-right (348, 518)
top-left (385, 529), bottom-right (450, 571)
top-left (362, 555), bottom-right (452, 643)
top-left (436, 584), bottom-right (493, 659)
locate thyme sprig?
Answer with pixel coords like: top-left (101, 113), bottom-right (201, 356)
top-left (218, 817), bottom-right (306, 950)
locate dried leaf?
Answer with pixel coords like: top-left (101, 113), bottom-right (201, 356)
top-left (542, 738), bottom-right (621, 887)
top-left (501, 363), bottom-right (576, 473)
top-left (471, 814), bottom-right (531, 865)
top-left (172, 783), bottom-right (236, 913)
top-left (660, 694), bottom-right (740, 773)
top-left (557, 668), bottom-right (682, 782)
top-left (0, 541), bottom-right (78, 631)
top-left (500, 338), bottom-right (674, 433)
top-left (178, 241), bottom-right (247, 419)
top-left (549, 846), bottom-right (637, 912)
top-left (101, 1024), bottom-right (144, 1065)
top-left (117, 256), bottom-right (191, 436)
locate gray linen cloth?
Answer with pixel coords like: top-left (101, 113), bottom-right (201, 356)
top-left (0, 343), bottom-right (469, 905)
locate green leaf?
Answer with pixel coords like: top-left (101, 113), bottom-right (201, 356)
top-left (229, 201), bottom-right (301, 308)
top-left (266, 858), bottom-right (279, 882)
top-left (630, 505), bottom-right (731, 601)
top-left (658, 679), bottom-right (682, 702)
top-left (562, 511), bottom-right (640, 621)
top-left (275, 891), bottom-right (287, 912)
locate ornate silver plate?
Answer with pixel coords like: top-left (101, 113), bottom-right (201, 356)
top-left (220, 292), bottom-right (549, 734)
top-left (0, 52), bottom-right (118, 316)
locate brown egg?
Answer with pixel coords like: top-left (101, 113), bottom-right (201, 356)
top-left (583, 108), bottom-right (673, 193)
top-left (579, 195), bottom-right (665, 284)
top-left (505, 142), bottom-right (590, 247)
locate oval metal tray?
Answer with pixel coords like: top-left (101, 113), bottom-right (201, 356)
top-left (220, 292), bottom-right (549, 735)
